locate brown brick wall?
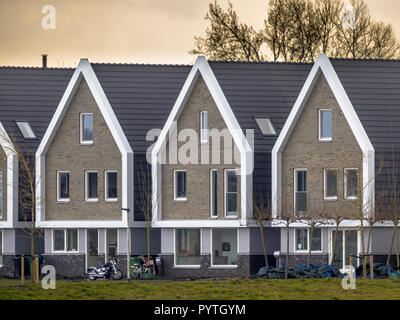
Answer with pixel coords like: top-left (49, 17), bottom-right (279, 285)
top-left (45, 78), bottom-right (122, 220)
top-left (0, 147), bottom-right (6, 220)
top-left (161, 76), bottom-right (241, 220)
top-left (282, 73), bottom-right (362, 218)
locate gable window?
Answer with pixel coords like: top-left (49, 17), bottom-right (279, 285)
top-left (80, 113), bottom-right (94, 144)
top-left (174, 170), bottom-right (187, 201)
top-left (345, 168), bottom-right (358, 200)
top-left (295, 228), bottom-right (322, 252)
top-left (85, 171), bottom-right (98, 201)
top-left (255, 118), bottom-right (276, 136)
top-left (105, 171), bottom-right (118, 201)
top-left (175, 229), bottom-right (201, 266)
top-left (200, 111), bottom-right (208, 143)
top-left (294, 169), bottom-right (307, 215)
top-left (0, 171), bottom-right (3, 219)
top-left (324, 169), bottom-right (337, 200)
top-left (57, 171), bottom-right (70, 202)
top-left (53, 229), bottom-right (78, 252)
top-left (225, 169), bottom-right (238, 217)
top-left (210, 169), bottom-right (218, 218)
top-left (16, 121), bottom-right (36, 139)
top-left (319, 109), bottom-right (332, 141)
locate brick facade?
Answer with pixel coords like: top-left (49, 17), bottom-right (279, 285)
top-left (0, 147), bottom-right (6, 221)
top-left (161, 76), bottom-right (241, 220)
top-left (282, 73), bottom-right (363, 218)
top-left (45, 79), bottom-right (122, 221)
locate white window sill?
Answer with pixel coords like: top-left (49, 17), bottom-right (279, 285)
top-left (210, 265), bottom-right (238, 269)
top-left (318, 138), bottom-right (332, 142)
top-left (80, 141), bottom-right (93, 145)
top-left (324, 197), bottom-right (337, 201)
top-left (173, 265), bottom-right (201, 269)
top-left (85, 199), bottom-right (98, 203)
top-left (224, 215), bottom-right (238, 219)
top-left (56, 199), bottom-right (70, 203)
top-left (174, 198), bottom-right (187, 202)
top-left (105, 198), bottom-right (118, 202)
top-left (345, 197), bottom-right (358, 201)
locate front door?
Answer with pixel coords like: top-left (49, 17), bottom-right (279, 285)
top-left (331, 229), bottom-right (359, 270)
top-left (87, 229), bottom-right (99, 269)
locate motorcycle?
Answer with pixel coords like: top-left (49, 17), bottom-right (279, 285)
top-left (87, 258), bottom-right (123, 280)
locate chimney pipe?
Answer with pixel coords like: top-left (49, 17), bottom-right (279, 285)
top-left (42, 54), bottom-right (47, 68)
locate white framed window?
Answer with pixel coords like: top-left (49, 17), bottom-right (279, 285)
top-left (57, 171), bottom-right (70, 202)
top-left (224, 169), bottom-right (238, 217)
top-left (16, 121), bottom-right (36, 139)
top-left (174, 229), bottom-right (201, 267)
top-left (295, 228), bottom-right (322, 252)
top-left (344, 168), bottom-right (358, 200)
top-left (324, 169), bottom-right (337, 200)
top-left (174, 170), bottom-right (187, 201)
top-left (85, 171), bottom-right (98, 202)
top-left (318, 109), bottom-right (332, 141)
top-left (294, 169), bottom-right (307, 216)
top-left (80, 113), bottom-right (94, 144)
top-left (105, 229), bottom-right (118, 261)
top-left (53, 229), bottom-right (78, 253)
top-left (255, 118), bottom-right (276, 136)
top-left (210, 169), bottom-right (218, 218)
top-left (200, 111), bottom-right (208, 143)
top-left (211, 228), bottom-right (238, 267)
top-left (0, 171), bottom-right (3, 219)
top-left (0, 229), bottom-right (3, 267)
top-left (105, 171), bottom-right (118, 202)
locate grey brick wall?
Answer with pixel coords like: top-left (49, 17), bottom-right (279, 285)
top-left (45, 78), bottom-right (122, 220)
top-left (161, 76), bottom-right (241, 220)
top-left (282, 73), bottom-right (362, 218)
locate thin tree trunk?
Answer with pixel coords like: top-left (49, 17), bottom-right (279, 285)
top-left (259, 224), bottom-right (268, 268)
top-left (308, 226), bottom-right (314, 267)
top-left (395, 223), bottom-right (399, 269)
top-left (285, 223), bottom-right (289, 279)
top-left (330, 222), bottom-right (340, 265)
top-left (386, 227), bottom-right (396, 266)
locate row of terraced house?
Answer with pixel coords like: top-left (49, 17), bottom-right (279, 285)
top-left (0, 53), bottom-right (399, 279)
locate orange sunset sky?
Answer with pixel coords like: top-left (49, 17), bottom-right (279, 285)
top-left (0, 0), bottom-right (399, 67)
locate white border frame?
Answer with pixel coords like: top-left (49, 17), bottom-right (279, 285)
top-left (15, 121), bottom-right (37, 140)
top-left (56, 171), bottom-right (70, 202)
top-left (200, 111), bottom-right (208, 144)
top-left (0, 229), bottom-right (3, 267)
top-left (344, 168), bottom-right (359, 200)
top-left (210, 169), bottom-right (218, 218)
top-left (52, 228), bottom-right (79, 253)
top-left (294, 227), bottom-right (323, 253)
top-left (151, 56), bottom-right (253, 228)
top-left (85, 228), bottom-right (100, 272)
top-left (104, 228), bottom-right (119, 263)
top-left (85, 171), bottom-right (99, 202)
top-left (173, 228), bottom-right (202, 269)
top-left (35, 59), bottom-right (134, 229)
top-left (224, 169), bottom-right (238, 219)
top-left (173, 170), bottom-right (187, 201)
top-left (79, 113), bottom-right (94, 145)
top-left (210, 228), bottom-right (239, 269)
top-left (318, 109), bottom-right (333, 142)
top-left (272, 53), bottom-right (375, 220)
top-left (328, 228), bottom-right (360, 271)
top-left (294, 168), bottom-right (307, 216)
top-left (324, 168), bottom-right (338, 201)
top-left (104, 170), bottom-right (118, 202)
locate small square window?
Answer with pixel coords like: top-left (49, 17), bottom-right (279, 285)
top-left (16, 121), bottom-right (36, 139)
top-left (174, 170), bottom-right (187, 201)
top-left (80, 113), bottom-right (93, 144)
top-left (324, 169), bottom-right (337, 200)
top-left (319, 109), bottom-right (332, 141)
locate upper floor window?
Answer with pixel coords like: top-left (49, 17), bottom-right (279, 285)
top-left (80, 113), bottom-right (93, 144)
top-left (16, 121), bottom-right (36, 139)
top-left (174, 170), bottom-right (187, 201)
top-left (345, 168), bottom-right (358, 200)
top-left (210, 169), bottom-right (218, 218)
top-left (324, 169), bottom-right (337, 200)
top-left (105, 171), bottom-right (118, 201)
top-left (318, 109), bottom-right (332, 141)
top-left (294, 169), bottom-right (307, 216)
top-left (57, 171), bottom-right (70, 202)
top-left (85, 171), bottom-right (98, 202)
top-left (225, 169), bottom-right (238, 217)
top-left (200, 111), bottom-right (208, 143)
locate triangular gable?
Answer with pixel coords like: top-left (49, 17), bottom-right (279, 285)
top-left (272, 53), bottom-right (374, 219)
top-left (151, 56), bottom-right (253, 227)
top-left (35, 59), bottom-right (133, 227)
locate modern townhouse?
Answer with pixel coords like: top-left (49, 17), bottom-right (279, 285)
top-left (0, 53), bottom-right (399, 279)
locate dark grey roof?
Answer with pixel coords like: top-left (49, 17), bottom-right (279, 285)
top-left (0, 66), bottom-right (74, 153)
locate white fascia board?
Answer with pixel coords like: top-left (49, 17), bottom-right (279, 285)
top-left (35, 59), bottom-right (133, 228)
top-left (271, 53), bottom-right (374, 219)
top-left (0, 122), bottom-right (18, 228)
top-left (153, 220), bottom-right (245, 228)
top-left (151, 56), bottom-right (252, 225)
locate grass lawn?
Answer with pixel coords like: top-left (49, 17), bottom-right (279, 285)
top-left (0, 278), bottom-right (400, 300)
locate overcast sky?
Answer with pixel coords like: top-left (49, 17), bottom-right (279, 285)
top-left (0, 0), bottom-right (399, 67)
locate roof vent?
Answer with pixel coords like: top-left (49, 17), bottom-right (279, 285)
top-left (16, 121), bottom-right (36, 139)
top-left (255, 118), bottom-right (276, 136)
top-left (42, 54), bottom-right (47, 68)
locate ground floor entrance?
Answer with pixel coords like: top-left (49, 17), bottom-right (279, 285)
top-left (330, 229), bottom-right (359, 270)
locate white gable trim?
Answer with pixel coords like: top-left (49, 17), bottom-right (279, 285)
top-left (271, 53), bottom-right (374, 219)
top-left (0, 122), bottom-right (18, 228)
top-left (35, 59), bottom-right (134, 228)
top-left (151, 56), bottom-right (253, 227)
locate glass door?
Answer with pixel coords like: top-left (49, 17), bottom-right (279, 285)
top-left (331, 230), bottom-right (358, 270)
top-left (87, 229), bottom-right (99, 268)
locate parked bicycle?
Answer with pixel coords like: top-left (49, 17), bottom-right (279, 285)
top-left (130, 255), bottom-right (154, 279)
